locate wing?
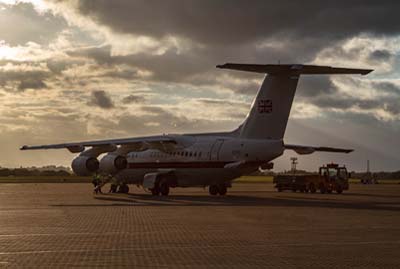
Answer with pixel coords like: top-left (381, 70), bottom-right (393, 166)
top-left (284, 144), bottom-right (353, 155)
top-left (20, 135), bottom-right (189, 153)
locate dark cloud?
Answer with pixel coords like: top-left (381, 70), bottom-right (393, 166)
top-left (196, 98), bottom-right (248, 108)
top-left (0, 66), bottom-right (50, 92)
top-left (385, 102), bottom-right (400, 115)
top-left (116, 105), bottom-right (237, 136)
top-left (297, 76), bottom-right (337, 97)
top-left (103, 69), bottom-right (138, 80)
top-left (46, 60), bottom-right (70, 74)
top-left (374, 81), bottom-right (400, 95)
top-left (311, 94), bottom-right (400, 117)
top-left (121, 94), bottom-right (146, 104)
top-left (368, 49), bottom-right (393, 62)
top-left (66, 46), bottom-right (112, 65)
top-left (18, 78), bottom-right (47, 91)
top-left (312, 95), bottom-right (378, 110)
top-left (88, 90), bottom-right (114, 109)
top-left (64, 1), bottom-right (400, 45)
top-left (67, 45), bottom-right (212, 82)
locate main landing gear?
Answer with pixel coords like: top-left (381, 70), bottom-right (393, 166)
top-left (150, 180), bottom-right (170, 196)
top-left (209, 184), bottom-right (227, 196)
top-left (118, 184), bottom-right (129, 194)
top-left (108, 183), bottom-right (129, 194)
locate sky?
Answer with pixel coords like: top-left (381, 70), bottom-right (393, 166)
top-left (0, 0), bottom-right (400, 172)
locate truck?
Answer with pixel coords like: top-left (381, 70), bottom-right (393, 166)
top-left (273, 163), bottom-right (350, 194)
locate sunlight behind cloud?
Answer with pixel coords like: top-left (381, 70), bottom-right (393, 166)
top-left (0, 0), bottom-right (48, 12)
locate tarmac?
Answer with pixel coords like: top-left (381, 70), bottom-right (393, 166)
top-left (0, 182), bottom-right (399, 268)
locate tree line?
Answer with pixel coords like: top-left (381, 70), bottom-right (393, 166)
top-left (0, 168), bottom-right (71, 177)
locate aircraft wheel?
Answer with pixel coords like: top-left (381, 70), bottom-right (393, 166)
top-left (119, 184), bottom-right (129, 194)
top-left (209, 185), bottom-right (218, 195)
top-left (277, 185), bottom-right (283, 192)
top-left (309, 183), bottom-right (316, 193)
top-left (218, 184), bottom-right (227, 196)
top-left (109, 184), bottom-right (118, 193)
top-left (327, 189), bottom-right (332, 194)
top-left (160, 182), bottom-right (170, 196)
top-left (336, 187), bottom-right (343, 194)
top-left (151, 186), bottom-right (160, 196)
top-left (320, 186), bottom-right (326, 194)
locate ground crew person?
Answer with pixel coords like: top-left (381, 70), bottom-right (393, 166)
top-left (92, 174), bottom-right (103, 194)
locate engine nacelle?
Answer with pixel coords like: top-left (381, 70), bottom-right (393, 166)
top-left (99, 154), bottom-right (128, 175)
top-left (71, 156), bottom-right (99, 176)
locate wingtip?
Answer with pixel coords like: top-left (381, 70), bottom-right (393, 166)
top-left (362, 69), bottom-right (374, 75)
top-left (20, 145), bottom-right (28, 150)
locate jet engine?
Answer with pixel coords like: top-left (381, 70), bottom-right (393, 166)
top-left (99, 154), bottom-right (128, 175)
top-left (71, 156), bottom-right (99, 176)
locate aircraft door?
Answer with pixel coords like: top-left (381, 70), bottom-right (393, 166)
top-left (210, 139), bottom-right (224, 161)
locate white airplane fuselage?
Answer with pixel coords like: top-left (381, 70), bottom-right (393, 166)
top-left (116, 136), bottom-right (283, 187)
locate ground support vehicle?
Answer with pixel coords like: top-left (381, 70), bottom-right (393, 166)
top-left (273, 163), bottom-right (349, 194)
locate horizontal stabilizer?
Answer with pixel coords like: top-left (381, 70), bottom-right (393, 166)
top-left (217, 63), bottom-right (373, 76)
top-left (285, 144), bottom-right (353, 155)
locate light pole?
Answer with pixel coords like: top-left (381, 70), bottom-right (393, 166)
top-left (290, 157), bottom-right (298, 173)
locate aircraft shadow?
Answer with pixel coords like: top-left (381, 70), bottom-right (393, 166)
top-left (54, 192), bottom-right (400, 212)
top-left (343, 192), bottom-right (400, 199)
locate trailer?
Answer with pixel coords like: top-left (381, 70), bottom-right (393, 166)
top-left (273, 163), bottom-right (350, 194)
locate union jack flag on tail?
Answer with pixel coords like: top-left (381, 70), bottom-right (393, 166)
top-left (258, 99), bottom-right (272, 114)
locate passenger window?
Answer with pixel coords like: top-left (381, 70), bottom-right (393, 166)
top-left (189, 152), bottom-right (192, 157)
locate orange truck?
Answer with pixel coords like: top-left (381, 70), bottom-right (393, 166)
top-left (273, 163), bottom-right (350, 194)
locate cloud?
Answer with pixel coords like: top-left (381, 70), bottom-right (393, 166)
top-left (368, 49), bottom-right (393, 62)
top-left (87, 90), bottom-right (114, 109)
top-left (0, 2), bottom-right (66, 46)
top-left (121, 94), bottom-right (146, 104)
top-left (0, 62), bottom-right (50, 91)
top-left (297, 76), bottom-right (337, 97)
top-left (18, 78), bottom-right (47, 90)
top-left (54, 1), bottom-right (400, 45)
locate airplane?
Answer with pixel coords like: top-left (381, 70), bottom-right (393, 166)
top-left (20, 63), bottom-right (372, 196)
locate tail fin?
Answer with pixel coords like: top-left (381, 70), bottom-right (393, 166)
top-left (217, 63), bottom-right (372, 140)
